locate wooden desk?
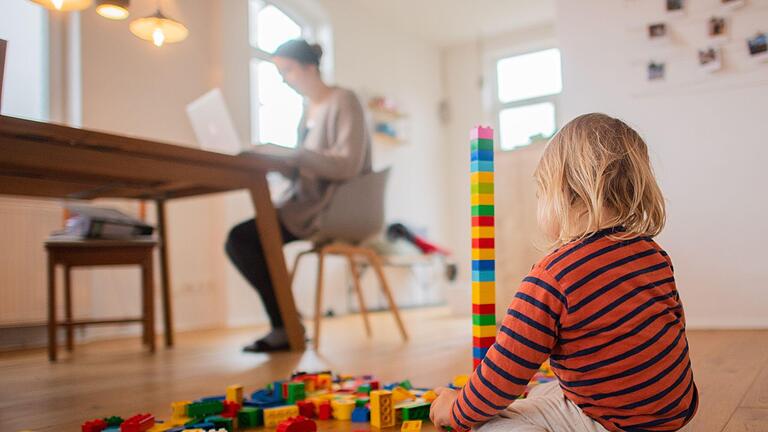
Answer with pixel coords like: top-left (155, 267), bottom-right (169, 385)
top-left (0, 114), bottom-right (305, 351)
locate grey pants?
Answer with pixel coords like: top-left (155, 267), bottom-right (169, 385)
top-left (475, 382), bottom-right (610, 432)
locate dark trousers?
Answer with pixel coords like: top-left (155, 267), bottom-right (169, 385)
top-left (225, 218), bottom-right (299, 329)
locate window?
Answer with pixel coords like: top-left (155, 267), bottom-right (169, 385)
top-left (494, 48), bottom-right (562, 151)
top-left (0, 0), bottom-right (48, 121)
top-left (249, 1), bottom-right (310, 148)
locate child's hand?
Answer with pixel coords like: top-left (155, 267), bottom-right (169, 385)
top-left (429, 387), bottom-right (459, 429)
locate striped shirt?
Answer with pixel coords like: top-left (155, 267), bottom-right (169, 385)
top-left (451, 227), bottom-right (698, 432)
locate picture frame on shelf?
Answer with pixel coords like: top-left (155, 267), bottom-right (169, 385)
top-left (708, 16), bottom-right (729, 45)
top-left (747, 32), bottom-right (768, 63)
top-left (698, 46), bottom-right (723, 73)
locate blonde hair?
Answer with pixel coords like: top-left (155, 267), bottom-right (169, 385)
top-left (534, 113), bottom-right (665, 248)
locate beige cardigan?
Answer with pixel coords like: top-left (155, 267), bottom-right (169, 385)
top-left (277, 87), bottom-right (372, 238)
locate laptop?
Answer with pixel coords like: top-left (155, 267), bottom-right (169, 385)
top-left (0, 39), bottom-right (6, 112)
top-left (185, 88), bottom-right (297, 162)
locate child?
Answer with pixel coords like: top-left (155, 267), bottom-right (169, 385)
top-left (430, 113), bottom-right (698, 432)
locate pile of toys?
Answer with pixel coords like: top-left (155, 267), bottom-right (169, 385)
top-left (81, 363), bottom-right (556, 432)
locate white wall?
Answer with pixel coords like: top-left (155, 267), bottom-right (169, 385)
top-left (556, 0), bottom-right (768, 328)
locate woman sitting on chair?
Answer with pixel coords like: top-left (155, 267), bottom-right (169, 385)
top-left (225, 39), bottom-right (372, 352)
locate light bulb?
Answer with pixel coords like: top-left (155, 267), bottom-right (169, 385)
top-left (152, 27), bottom-right (165, 47)
top-left (52, 0), bottom-right (64, 9)
top-left (96, 4), bottom-right (129, 20)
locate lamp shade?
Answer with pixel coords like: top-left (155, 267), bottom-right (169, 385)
top-left (95, 0), bottom-right (129, 20)
top-left (29, 0), bottom-right (92, 11)
top-left (129, 10), bottom-right (188, 47)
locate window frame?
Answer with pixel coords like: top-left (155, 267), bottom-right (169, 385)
top-left (488, 46), bottom-right (562, 152)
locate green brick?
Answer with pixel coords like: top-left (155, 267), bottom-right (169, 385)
top-left (471, 183), bottom-right (494, 194)
top-left (401, 403), bottom-right (431, 421)
top-left (187, 400), bottom-right (223, 418)
top-left (471, 138), bottom-right (494, 151)
top-left (206, 415), bottom-right (233, 432)
top-left (472, 314), bottom-right (496, 326)
top-left (238, 407), bottom-right (263, 428)
top-left (286, 382), bottom-right (305, 403)
top-left (471, 205), bottom-right (495, 216)
top-left (355, 397), bottom-right (369, 407)
top-left (357, 384), bottom-right (371, 394)
top-left (400, 379), bottom-right (413, 390)
top-left (103, 416), bottom-right (124, 427)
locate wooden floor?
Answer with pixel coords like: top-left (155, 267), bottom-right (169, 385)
top-left (1, 307), bottom-right (767, 431)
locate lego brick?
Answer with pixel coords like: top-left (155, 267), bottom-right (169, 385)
top-left (272, 381), bottom-right (287, 399)
top-left (204, 415), bottom-right (233, 432)
top-left (286, 382), bottom-right (306, 403)
top-left (317, 401), bottom-right (332, 420)
top-left (472, 284), bottom-right (495, 304)
top-left (472, 270), bottom-right (495, 282)
top-left (470, 126), bottom-right (494, 141)
top-left (471, 215), bottom-right (494, 226)
top-left (401, 403), bottom-right (430, 421)
top-left (331, 399), bottom-right (355, 420)
top-left (472, 248), bottom-right (495, 260)
top-left (472, 325), bottom-right (496, 338)
top-left (370, 380), bottom-right (380, 390)
top-left (471, 259), bottom-right (495, 271)
top-left (187, 400), bottom-right (223, 418)
top-left (472, 314), bottom-right (496, 326)
top-left (471, 160), bottom-right (494, 173)
top-left (351, 406), bottom-right (370, 422)
top-left (472, 346), bottom-right (490, 360)
top-left (226, 385), bottom-right (243, 405)
top-left (297, 400), bottom-right (316, 418)
top-left (264, 405), bottom-right (300, 427)
top-left (422, 390), bottom-right (437, 403)
top-left (238, 407), bottom-right (263, 428)
top-left (316, 374), bottom-right (333, 390)
top-left (471, 226), bottom-right (494, 238)
top-left (370, 390), bottom-right (395, 428)
top-left (472, 303), bottom-right (495, 314)
top-left (472, 237), bottom-right (495, 248)
top-left (473, 336), bottom-right (496, 347)
top-left (276, 416), bottom-right (316, 432)
top-left (120, 414), bottom-right (154, 432)
top-left (470, 149), bottom-right (494, 161)
top-left (401, 420), bottom-right (423, 432)
top-left (471, 205), bottom-right (495, 217)
top-left (82, 419), bottom-right (108, 432)
top-left (470, 193), bottom-right (494, 206)
top-left (470, 172), bottom-right (494, 184)
top-left (171, 401), bottom-right (190, 419)
top-left (357, 383), bottom-right (371, 394)
top-left (470, 138), bottom-right (494, 152)
top-left (104, 417), bottom-right (124, 427)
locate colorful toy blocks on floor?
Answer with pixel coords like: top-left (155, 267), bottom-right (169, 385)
top-left (401, 420), bottom-right (423, 432)
top-left (237, 406), bottom-right (263, 428)
top-left (225, 385), bottom-right (243, 405)
top-left (470, 125), bottom-right (496, 370)
top-left (82, 418), bottom-right (108, 432)
top-left (276, 416), bottom-right (317, 432)
top-left (317, 401), bottom-right (332, 420)
top-left (370, 390), bottom-right (395, 428)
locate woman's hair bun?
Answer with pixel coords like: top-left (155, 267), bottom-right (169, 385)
top-left (310, 44), bottom-right (323, 62)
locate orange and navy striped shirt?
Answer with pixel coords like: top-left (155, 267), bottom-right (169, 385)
top-left (451, 227), bottom-right (698, 432)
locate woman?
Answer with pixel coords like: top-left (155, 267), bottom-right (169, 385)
top-left (225, 39), bottom-right (372, 352)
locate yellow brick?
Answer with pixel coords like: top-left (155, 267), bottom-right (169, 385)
top-left (422, 390), bottom-right (437, 403)
top-left (471, 193), bottom-right (494, 205)
top-left (226, 384), bottom-right (243, 404)
top-left (264, 405), bottom-right (299, 427)
top-left (331, 399), bottom-right (355, 420)
top-left (472, 282), bottom-right (495, 304)
top-left (171, 401), bottom-right (191, 418)
top-left (452, 375), bottom-right (469, 388)
top-left (471, 172), bottom-right (494, 184)
top-left (472, 226), bottom-right (495, 238)
top-left (473, 325), bottom-right (496, 338)
top-left (370, 390), bottom-right (395, 428)
top-left (401, 420), bottom-right (423, 432)
top-left (472, 248), bottom-right (495, 260)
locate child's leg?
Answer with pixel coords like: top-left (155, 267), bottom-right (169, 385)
top-left (475, 382), bottom-right (609, 432)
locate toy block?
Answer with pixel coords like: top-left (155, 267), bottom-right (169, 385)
top-left (472, 238), bottom-right (495, 250)
top-left (170, 401), bottom-right (190, 419)
top-left (238, 406), bottom-right (263, 428)
top-left (146, 422), bottom-right (172, 432)
top-left (471, 260), bottom-right (495, 272)
top-left (422, 390), bottom-right (437, 403)
top-left (472, 270), bottom-right (495, 282)
top-left (472, 248), bottom-right (495, 261)
top-left (391, 386), bottom-right (416, 403)
top-left (471, 226), bottom-right (494, 239)
top-left (470, 126), bottom-right (493, 140)
top-left (297, 400), bottom-right (316, 418)
top-left (226, 385), bottom-right (243, 405)
top-left (82, 419), bottom-right (108, 432)
top-left (185, 422), bottom-right (214, 430)
top-left (471, 160), bottom-right (494, 172)
top-left (472, 314), bottom-right (495, 326)
top-left (470, 138), bottom-right (494, 151)
top-left (276, 416), bottom-right (316, 432)
top-left (204, 415), bottom-right (233, 432)
top-left (471, 205), bottom-right (495, 217)
top-left (470, 172), bottom-right (493, 184)
top-left (331, 399), bottom-right (355, 420)
top-left (370, 380), bottom-right (380, 390)
top-left (401, 402), bottom-right (430, 421)
top-left (317, 401), bottom-right (332, 420)
top-left (370, 390), bottom-right (395, 429)
top-left (286, 381), bottom-right (306, 403)
top-left (470, 149), bottom-right (494, 161)
top-left (355, 397), bottom-right (370, 407)
top-left (470, 193), bottom-right (494, 206)
top-left (401, 420), bottom-right (423, 432)
top-left (248, 389), bottom-right (284, 408)
top-left (222, 400), bottom-right (241, 418)
top-left (471, 285), bottom-right (495, 304)
top-left (452, 375), bottom-right (469, 388)
top-left (264, 405), bottom-right (300, 427)
top-left (472, 325), bottom-right (496, 338)
top-left (103, 417), bottom-right (124, 427)
top-left (316, 373), bottom-right (333, 390)
top-left (187, 400), bottom-right (223, 418)
top-left (357, 383), bottom-right (371, 394)
top-left (120, 414), bottom-right (154, 432)
top-left (351, 406), bottom-right (370, 422)
top-left (272, 380), bottom-right (287, 399)
top-left (471, 216), bottom-right (495, 227)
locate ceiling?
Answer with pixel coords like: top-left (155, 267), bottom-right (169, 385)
top-left (357, 0), bottom-right (556, 47)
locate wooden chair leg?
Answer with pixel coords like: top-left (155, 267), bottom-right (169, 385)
top-left (64, 265), bottom-right (74, 352)
top-left (142, 255), bottom-right (156, 353)
top-left (365, 249), bottom-right (409, 342)
top-left (313, 248), bottom-right (326, 350)
top-left (346, 252), bottom-right (371, 337)
top-left (47, 255), bottom-right (57, 362)
top-left (289, 250), bottom-right (312, 288)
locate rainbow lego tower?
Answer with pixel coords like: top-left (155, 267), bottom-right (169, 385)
top-left (470, 126), bottom-right (496, 369)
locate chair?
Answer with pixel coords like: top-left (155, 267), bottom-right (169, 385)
top-left (290, 168), bottom-right (408, 349)
top-left (45, 237), bottom-right (157, 361)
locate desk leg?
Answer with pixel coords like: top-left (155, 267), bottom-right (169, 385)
top-left (156, 199), bottom-right (174, 347)
top-left (249, 178), bottom-right (305, 351)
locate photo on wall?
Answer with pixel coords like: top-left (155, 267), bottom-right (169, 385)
top-left (647, 61), bottom-right (666, 81)
top-left (747, 32), bottom-right (768, 62)
top-left (648, 22), bottom-right (669, 42)
top-left (708, 16), bottom-right (728, 43)
top-left (721, 0), bottom-right (746, 10)
top-left (666, 0), bottom-right (685, 16)
top-left (698, 47), bottom-right (722, 72)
